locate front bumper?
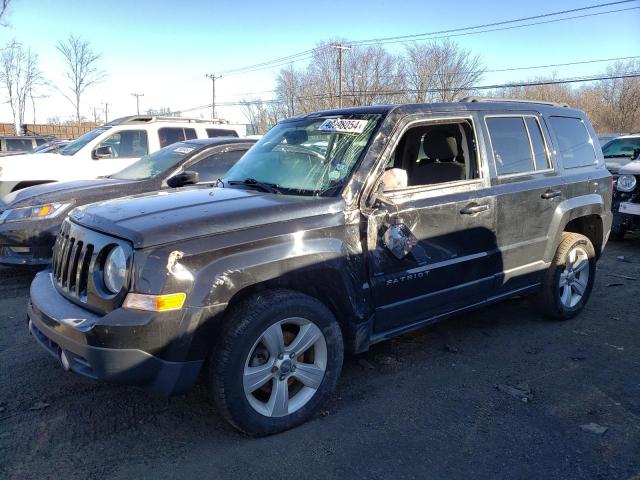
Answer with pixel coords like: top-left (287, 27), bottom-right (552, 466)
top-left (0, 217), bottom-right (59, 266)
top-left (27, 271), bottom-right (225, 395)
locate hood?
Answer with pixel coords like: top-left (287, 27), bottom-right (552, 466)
top-left (69, 187), bottom-right (344, 248)
top-left (618, 159), bottom-right (640, 175)
top-left (0, 153), bottom-right (83, 182)
top-left (605, 156), bottom-right (633, 173)
top-left (1, 177), bottom-right (140, 207)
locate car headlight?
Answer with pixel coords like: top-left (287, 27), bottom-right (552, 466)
top-left (103, 246), bottom-right (128, 294)
top-left (616, 174), bottom-right (637, 193)
top-left (0, 202), bottom-right (74, 224)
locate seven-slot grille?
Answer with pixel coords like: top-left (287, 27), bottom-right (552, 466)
top-left (52, 226), bottom-right (94, 299)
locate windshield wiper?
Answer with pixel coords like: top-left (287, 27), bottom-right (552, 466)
top-left (227, 178), bottom-right (281, 194)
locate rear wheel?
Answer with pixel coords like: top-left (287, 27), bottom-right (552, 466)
top-left (207, 289), bottom-right (344, 436)
top-left (535, 232), bottom-right (596, 320)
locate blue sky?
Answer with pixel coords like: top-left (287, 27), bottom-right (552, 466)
top-left (1, 0), bottom-right (638, 124)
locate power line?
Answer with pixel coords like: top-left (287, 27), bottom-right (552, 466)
top-left (215, 1), bottom-right (638, 77)
top-left (193, 55), bottom-right (640, 102)
top-left (352, 0), bottom-right (637, 45)
top-left (174, 72), bottom-right (640, 111)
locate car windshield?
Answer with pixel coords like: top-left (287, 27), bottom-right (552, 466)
top-left (223, 114), bottom-right (381, 196)
top-left (109, 142), bottom-right (199, 180)
top-left (59, 127), bottom-right (111, 156)
top-left (602, 138), bottom-right (640, 158)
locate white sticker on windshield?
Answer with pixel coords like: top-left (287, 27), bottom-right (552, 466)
top-left (174, 147), bottom-right (195, 154)
top-left (319, 118), bottom-right (368, 134)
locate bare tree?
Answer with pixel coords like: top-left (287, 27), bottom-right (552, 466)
top-left (239, 97), bottom-right (283, 134)
top-left (404, 39), bottom-right (485, 102)
top-left (56, 35), bottom-right (107, 123)
top-left (1, 0), bottom-right (11, 24)
top-left (0, 40), bottom-right (43, 133)
top-left (589, 60), bottom-right (640, 132)
top-left (494, 72), bottom-right (578, 106)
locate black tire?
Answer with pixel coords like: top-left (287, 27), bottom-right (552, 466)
top-left (535, 232), bottom-right (596, 320)
top-left (207, 289), bottom-right (344, 436)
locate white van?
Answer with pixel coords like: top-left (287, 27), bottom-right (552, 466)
top-left (0, 116), bottom-right (246, 197)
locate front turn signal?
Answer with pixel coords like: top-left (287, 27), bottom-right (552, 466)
top-left (123, 292), bottom-right (186, 312)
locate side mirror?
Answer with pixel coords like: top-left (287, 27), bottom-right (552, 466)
top-left (383, 222), bottom-right (417, 259)
top-left (92, 145), bottom-right (113, 160)
top-left (167, 170), bottom-right (199, 188)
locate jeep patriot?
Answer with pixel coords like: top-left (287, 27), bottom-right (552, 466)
top-left (27, 99), bottom-right (612, 435)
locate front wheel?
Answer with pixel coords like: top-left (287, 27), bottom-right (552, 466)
top-left (535, 232), bottom-right (596, 320)
top-left (207, 290), bottom-right (344, 436)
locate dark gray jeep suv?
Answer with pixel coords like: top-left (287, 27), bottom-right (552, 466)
top-left (27, 99), bottom-right (612, 435)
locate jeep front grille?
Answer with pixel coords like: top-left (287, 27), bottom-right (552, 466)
top-left (51, 219), bottom-right (132, 314)
top-left (52, 230), bottom-right (94, 299)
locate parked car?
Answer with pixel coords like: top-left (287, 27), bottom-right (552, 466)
top-left (0, 135), bottom-right (49, 156)
top-left (602, 133), bottom-right (640, 174)
top-left (597, 133), bottom-right (626, 147)
top-left (27, 99), bottom-right (611, 435)
top-left (0, 138), bottom-right (255, 266)
top-left (611, 156), bottom-right (640, 239)
top-left (0, 116), bottom-right (246, 197)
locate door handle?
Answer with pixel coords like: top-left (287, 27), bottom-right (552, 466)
top-left (541, 190), bottom-right (562, 199)
top-left (460, 203), bottom-right (489, 215)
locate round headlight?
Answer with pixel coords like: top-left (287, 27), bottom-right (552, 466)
top-left (104, 246), bottom-right (127, 294)
top-left (616, 174), bottom-right (637, 193)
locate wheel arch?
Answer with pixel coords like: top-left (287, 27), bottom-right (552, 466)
top-left (544, 194), bottom-right (607, 262)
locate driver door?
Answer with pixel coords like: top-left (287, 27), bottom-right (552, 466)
top-left (366, 116), bottom-right (500, 336)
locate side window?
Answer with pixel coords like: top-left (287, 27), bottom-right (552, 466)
top-left (184, 128), bottom-right (197, 140)
top-left (486, 117), bottom-right (533, 175)
top-left (206, 128), bottom-right (239, 138)
top-left (97, 130), bottom-right (148, 158)
top-left (6, 138), bottom-right (35, 152)
top-left (159, 127), bottom-right (186, 148)
top-left (189, 149), bottom-right (247, 182)
top-left (525, 117), bottom-right (551, 170)
top-left (549, 116), bottom-right (596, 169)
top-left (385, 120), bottom-right (479, 189)
top-left (35, 138), bottom-right (47, 146)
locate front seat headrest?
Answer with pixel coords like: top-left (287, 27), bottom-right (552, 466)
top-left (423, 131), bottom-right (458, 161)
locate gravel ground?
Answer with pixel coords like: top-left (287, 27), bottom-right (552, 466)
top-left (1, 236), bottom-right (639, 480)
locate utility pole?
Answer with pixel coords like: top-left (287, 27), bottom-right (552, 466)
top-left (332, 44), bottom-right (351, 108)
top-left (103, 102), bottom-right (110, 123)
top-left (205, 74), bottom-right (222, 120)
top-left (131, 93), bottom-right (144, 115)
top-left (92, 106), bottom-right (98, 124)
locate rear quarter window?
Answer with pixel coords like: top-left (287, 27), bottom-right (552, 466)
top-left (549, 116), bottom-right (596, 169)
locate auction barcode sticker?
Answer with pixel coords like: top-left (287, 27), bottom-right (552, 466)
top-left (319, 118), bottom-right (369, 134)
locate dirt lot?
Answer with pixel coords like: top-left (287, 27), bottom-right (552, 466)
top-left (1, 237), bottom-right (639, 480)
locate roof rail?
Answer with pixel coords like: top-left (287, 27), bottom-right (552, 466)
top-left (460, 96), bottom-right (570, 108)
top-left (107, 115), bottom-right (233, 126)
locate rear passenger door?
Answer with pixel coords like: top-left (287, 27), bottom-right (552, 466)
top-left (483, 113), bottom-right (562, 292)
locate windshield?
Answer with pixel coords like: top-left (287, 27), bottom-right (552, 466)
top-left (59, 127), bottom-right (111, 156)
top-left (602, 138), bottom-right (640, 158)
top-left (223, 114), bottom-right (381, 195)
top-left (110, 142), bottom-right (198, 180)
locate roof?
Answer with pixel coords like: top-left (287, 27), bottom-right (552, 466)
top-left (284, 98), bottom-right (583, 122)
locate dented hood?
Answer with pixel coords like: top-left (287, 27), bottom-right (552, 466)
top-left (68, 186), bottom-right (344, 248)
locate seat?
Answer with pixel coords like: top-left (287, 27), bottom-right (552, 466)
top-left (409, 130), bottom-right (466, 186)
